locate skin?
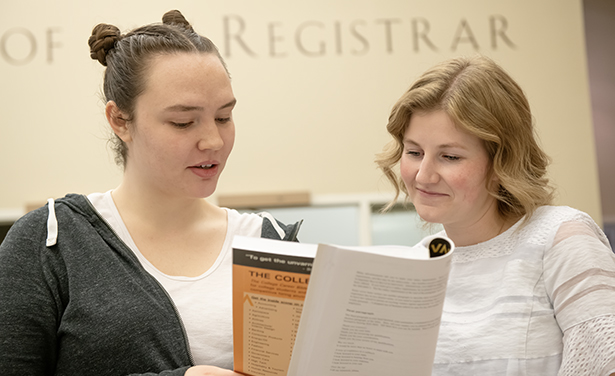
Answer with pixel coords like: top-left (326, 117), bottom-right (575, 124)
top-left (109, 52), bottom-right (236, 202)
top-left (106, 52), bottom-right (236, 276)
top-left (106, 52), bottom-right (242, 374)
top-left (185, 366), bottom-right (241, 376)
top-left (400, 110), bottom-right (511, 246)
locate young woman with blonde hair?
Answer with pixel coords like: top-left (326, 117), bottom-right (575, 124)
top-left (377, 55), bottom-right (615, 375)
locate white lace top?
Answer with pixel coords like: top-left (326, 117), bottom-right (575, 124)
top-left (432, 205), bottom-right (615, 376)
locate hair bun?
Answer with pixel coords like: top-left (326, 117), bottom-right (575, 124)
top-left (162, 10), bottom-right (194, 32)
top-left (88, 24), bottom-right (121, 66)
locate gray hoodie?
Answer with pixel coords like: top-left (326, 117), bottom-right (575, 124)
top-left (0, 194), bottom-right (300, 376)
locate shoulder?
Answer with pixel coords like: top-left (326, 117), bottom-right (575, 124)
top-left (522, 205), bottom-right (609, 249)
top-left (1, 206), bottom-right (49, 251)
top-left (0, 195), bottom-right (81, 274)
top-left (224, 209), bottom-right (302, 241)
top-left (1, 194), bottom-right (96, 251)
top-left (532, 205), bottom-right (594, 224)
top-left (225, 209), bottom-right (264, 237)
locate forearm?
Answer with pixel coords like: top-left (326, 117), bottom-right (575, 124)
top-left (559, 314), bottom-right (615, 376)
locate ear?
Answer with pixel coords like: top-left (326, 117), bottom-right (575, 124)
top-left (491, 171), bottom-right (500, 183)
top-left (105, 101), bottom-right (132, 143)
top-left (488, 171), bottom-right (501, 193)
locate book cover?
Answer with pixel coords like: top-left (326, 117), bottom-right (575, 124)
top-left (232, 239), bottom-right (316, 376)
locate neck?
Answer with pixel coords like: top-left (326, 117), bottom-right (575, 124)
top-left (111, 179), bottom-right (220, 231)
top-left (444, 211), bottom-right (514, 247)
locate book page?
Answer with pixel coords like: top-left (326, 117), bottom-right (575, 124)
top-left (288, 238), bottom-right (453, 376)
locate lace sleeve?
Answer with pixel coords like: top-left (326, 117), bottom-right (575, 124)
top-left (544, 219), bottom-right (615, 375)
top-left (544, 220), bottom-right (615, 330)
top-left (559, 314), bottom-right (615, 376)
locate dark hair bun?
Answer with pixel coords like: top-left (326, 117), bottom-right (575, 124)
top-left (162, 10), bottom-right (194, 32)
top-left (88, 24), bottom-right (121, 66)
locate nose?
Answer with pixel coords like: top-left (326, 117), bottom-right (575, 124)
top-left (415, 156), bottom-right (439, 185)
top-left (197, 121), bottom-right (224, 151)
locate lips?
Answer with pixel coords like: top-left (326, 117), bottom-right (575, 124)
top-left (188, 162), bottom-right (220, 178)
top-left (416, 187), bottom-right (448, 197)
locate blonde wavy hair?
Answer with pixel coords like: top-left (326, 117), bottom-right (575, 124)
top-left (375, 55), bottom-right (554, 222)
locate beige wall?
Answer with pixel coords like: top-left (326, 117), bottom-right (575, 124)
top-left (0, 0), bottom-right (603, 223)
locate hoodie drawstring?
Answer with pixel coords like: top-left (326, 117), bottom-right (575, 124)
top-left (46, 198), bottom-right (58, 247)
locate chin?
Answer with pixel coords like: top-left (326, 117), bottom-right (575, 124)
top-left (190, 184), bottom-right (218, 199)
top-left (414, 207), bottom-right (443, 224)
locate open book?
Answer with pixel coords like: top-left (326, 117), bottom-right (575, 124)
top-left (232, 235), bottom-right (454, 376)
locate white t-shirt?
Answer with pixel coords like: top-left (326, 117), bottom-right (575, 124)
top-left (88, 191), bottom-right (264, 369)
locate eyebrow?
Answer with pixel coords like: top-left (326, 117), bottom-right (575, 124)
top-left (403, 139), bottom-right (467, 150)
top-left (164, 99), bottom-right (237, 112)
top-left (220, 99), bottom-right (237, 110)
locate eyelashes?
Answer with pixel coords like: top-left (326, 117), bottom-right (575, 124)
top-left (405, 150), bottom-right (461, 161)
top-left (170, 117), bottom-right (232, 128)
top-left (170, 121), bottom-right (193, 128)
